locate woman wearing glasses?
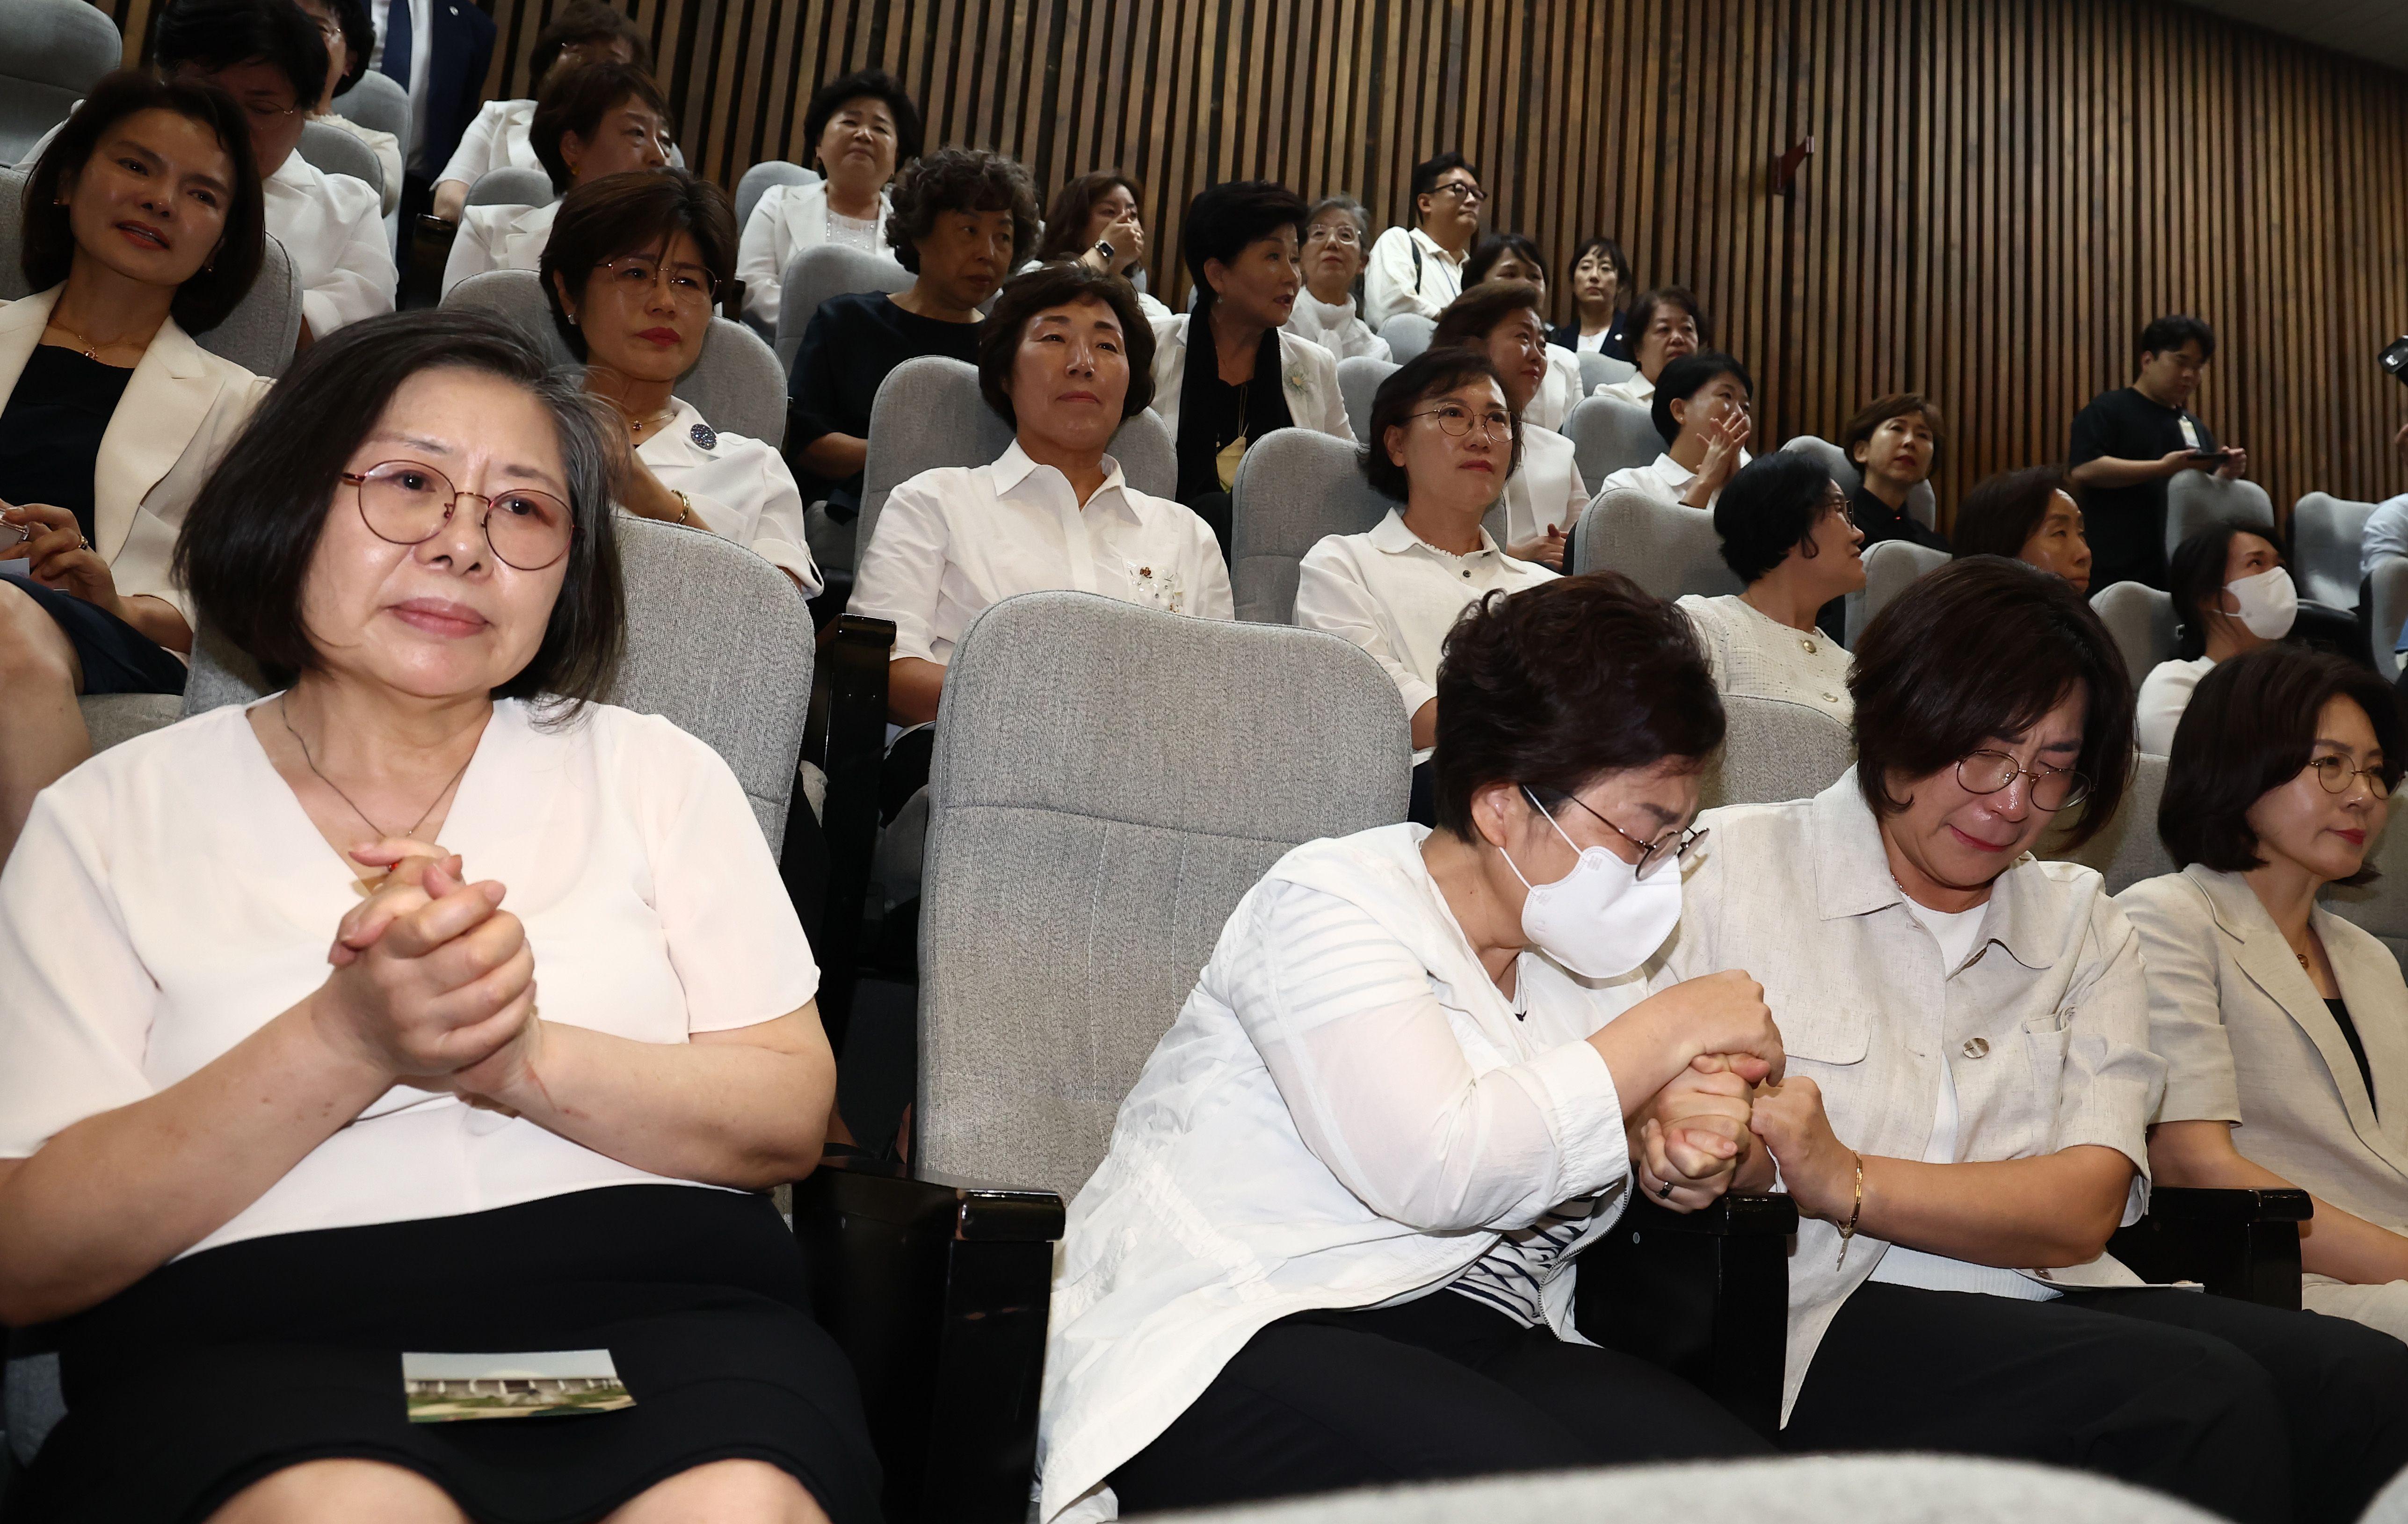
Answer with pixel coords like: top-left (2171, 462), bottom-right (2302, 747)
top-left (1044, 572), bottom-right (1787, 1521)
top-left (1281, 195), bottom-right (1391, 362)
top-left (1678, 453), bottom-right (1864, 722)
top-left (1654, 557), bottom-right (2408, 1524)
top-left (540, 170), bottom-right (819, 595)
top-left (0, 310), bottom-right (876, 1524)
top-left (1293, 350), bottom-right (1558, 821)
top-left (2122, 645), bottom-right (2408, 1346)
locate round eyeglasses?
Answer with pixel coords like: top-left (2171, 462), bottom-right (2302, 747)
top-left (1413, 403), bottom-right (1514, 441)
top-left (1958, 748), bottom-right (2090, 812)
top-left (342, 461), bottom-right (576, 571)
top-left (2308, 753), bottom-right (2392, 800)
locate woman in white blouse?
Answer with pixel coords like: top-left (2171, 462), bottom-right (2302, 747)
top-left (0, 310), bottom-right (873, 1524)
top-left (540, 170), bottom-right (819, 595)
top-left (1680, 452), bottom-right (1863, 722)
top-left (442, 62), bottom-right (671, 296)
top-left (1281, 195), bottom-right (1389, 362)
top-left (1428, 281), bottom-right (1585, 568)
top-left (1043, 573), bottom-right (1786, 1522)
top-left (1592, 285), bottom-right (1703, 406)
top-left (0, 74), bottom-right (270, 865)
top-left (430, 0), bottom-right (649, 224)
top-left (1599, 350), bottom-right (1752, 510)
top-left (2134, 522), bottom-right (2292, 754)
top-left (1458, 235), bottom-right (1581, 430)
top-left (1656, 556), bottom-right (2408, 1524)
top-left (1027, 172), bottom-right (1174, 322)
top-left (2120, 646), bottom-right (2408, 1343)
top-left (735, 69), bottom-right (920, 330)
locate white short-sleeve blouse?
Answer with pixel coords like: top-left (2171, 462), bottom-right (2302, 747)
top-left (0, 698), bottom-right (818, 1257)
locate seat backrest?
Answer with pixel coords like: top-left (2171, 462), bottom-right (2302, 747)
top-left (1230, 427), bottom-right (1390, 624)
top-left (2323, 809), bottom-right (2408, 973)
top-left (1379, 312), bottom-right (1435, 362)
top-left (2293, 491), bottom-right (2377, 610)
top-left (1576, 350), bottom-right (1636, 392)
top-left (2043, 752), bottom-right (2173, 896)
top-left (468, 166), bottom-right (554, 208)
top-left (2165, 471), bottom-right (2274, 561)
top-left (736, 159), bottom-right (818, 232)
top-left (0, 0), bottom-right (119, 167)
top-left (773, 242), bottom-right (911, 369)
top-left (1572, 487), bottom-right (1743, 600)
top-left (2088, 580), bottom-right (2177, 688)
top-left (2370, 555), bottom-right (2408, 683)
top-left (1779, 433), bottom-right (1937, 530)
top-left (916, 590), bottom-right (1410, 1195)
top-left (1336, 354), bottom-right (1396, 443)
top-left (440, 267), bottom-right (578, 363)
top-left (329, 70), bottom-right (410, 145)
top-left (297, 116), bottom-right (382, 199)
top-left (1844, 539), bottom-right (1950, 645)
top-left (1562, 394), bottom-right (1664, 487)
top-left (1703, 694), bottom-right (1856, 810)
top-left (181, 518), bottom-right (814, 847)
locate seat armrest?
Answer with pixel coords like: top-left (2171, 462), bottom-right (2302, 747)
top-left (807, 616), bottom-right (894, 1057)
top-left (793, 1154), bottom-right (1060, 1524)
top-left (2108, 1186), bottom-right (2311, 1308)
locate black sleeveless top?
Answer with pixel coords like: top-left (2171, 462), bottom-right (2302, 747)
top-left (0, 343), bottom-right (136, 545)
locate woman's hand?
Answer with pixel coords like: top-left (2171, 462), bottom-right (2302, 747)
top-left (3, 503), bottom-right (120, 614)
top-left (1632, 1054), bottom-right (1756, 1211)
top-left (307, 850), bottom-right (535, 1085)
top-left (1688, 410), bottom-right (1751, 503)
top-left (1507, 526), bottom-right (1567, 569)
top-left (1748, 1075), bottom-right (1855, 1222)
top-left (1625, 970), bottom-right (1784, 1082)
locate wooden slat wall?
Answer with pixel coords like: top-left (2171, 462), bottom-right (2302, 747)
top-left (88, 0), bottom-right (2408, 519)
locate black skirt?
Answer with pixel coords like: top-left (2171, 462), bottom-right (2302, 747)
top-left (14, 1184), bottom-right (881, 1524)
top-left (0, 572), bottom-right (186, 695)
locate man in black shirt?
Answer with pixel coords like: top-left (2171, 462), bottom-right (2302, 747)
top-left (2067, 314), bottom-right (2249, 590)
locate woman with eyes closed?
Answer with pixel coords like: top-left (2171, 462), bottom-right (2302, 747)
top-left (0, 71), bottom-right (269, 866)
top-left (0, 309), bottom-right (874, 1524)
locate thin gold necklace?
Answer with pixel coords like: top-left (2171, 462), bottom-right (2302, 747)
top-left (280, 695), bottom-right (477, 844)
top-left (45, 319), bottom-right (146, 361)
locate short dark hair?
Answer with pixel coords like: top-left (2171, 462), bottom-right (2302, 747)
top-left (21, 71), bottom-right (266, 335)
top-left (1463, 233), bottom-right (1545, 290)
top-left (801, 68), bottom-right (924, 168)
top-left (1841, 392), bottom-right (1946, 476)
top-left (1568, 235), bottom-right (1634, 312)
top-left (1361, 347), bottom-right (1522, 502)
top-left (1627, 285), bottom-right (1709, 345)
top-left (1953, 465), bottom-right (2075, 562)
top-left (303, 0), bottom-right (374, 97)
top-left (1182, 179), bottom-right (1309, 314)
top-left (976, 263), bottom-right (1157, 427)
top-left (2140, 314), bottom-right (2215, 362)
top-left (1431, 572), bottom-right (1725, 837)
top-left (175, 309), bottom-right (625, 708)
top-left (530, 1), bottom-right (652, 84)
top-left (2168, 520), bottom-right (2283, 661)
top-left (885, 147), bottom-right (1041, 273)
top-left (2161, 645), bottom-right (2405, 882)
top-left (153, 0), bottom-right (330, 112)
top-left (530, 61), bottom-right (667, 191)
top-left (539, 168), bottom-right (736, 360)
top-left (1410, 151), bottom-right (1479, 210)
top-left (1650, 350), bottom-right (1751, 445)
top-left (1430, 279), bottom-right (1544, 355)
top-left (1715, 452), bottom-right (1837, 584)
top-left (1850, 556), bottom-right (2135, 849)
top-left (1036, 171), bottom-right (1142, 265)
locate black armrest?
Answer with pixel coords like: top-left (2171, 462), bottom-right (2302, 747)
top-left (2107, 1186), bottom-right (2311, 1308)
top-left (1574, 1191), bottom-right (1796, 1439)
top-left (793, 1154), bottom-right (1062, 1524)
top-left (806, 616), bottom-right (894, 1057)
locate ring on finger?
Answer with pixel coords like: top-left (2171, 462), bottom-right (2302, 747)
top-left (1656, 1178), bottom-right (1675, 1200)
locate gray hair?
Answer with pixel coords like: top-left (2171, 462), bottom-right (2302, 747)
top-left (1308, 194), bottom-right (1372, 239)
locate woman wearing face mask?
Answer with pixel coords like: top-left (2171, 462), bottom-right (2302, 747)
top-left (1552, 236), bottom-right (1633, 360)
top-left (2134, 523), bottom-right (2294, 755)
top-left (1459, 235), bottom-right (1581, 431)
top-left (1953, 467), bottom-right (2093, 595)
top-left (1429, 282), bottom-right (1585, 569)
top-left (1040, 573), bottom-right (1786, 1523)
top-left (1654, 557), bottom-right (2408, 1524)
top-left (1282, 195), bottom-right (1389, 362)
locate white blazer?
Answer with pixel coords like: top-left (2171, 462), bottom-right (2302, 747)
top-left (262, 152), bottom-right (396, 336)
top-left (736, 180), bottom-right (895, 329)
top-left (1498, 424), bottom-right (1587, 548)
top-left (0, 288), bottom-right (271, 630)
top-left (434, 97), bottom-right (540, 189)
top-left (442, 198), bottom-right (560, 295)
top-left (1145, 314), bottom-right (1350, 444)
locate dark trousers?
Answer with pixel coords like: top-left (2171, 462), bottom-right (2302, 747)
top-left (1785, 1282), bottom-right (2408, 1524)
top-left (1109, 1290), bottom-right (1770, 1515)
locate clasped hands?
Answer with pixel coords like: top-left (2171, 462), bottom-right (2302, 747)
top-left (1633, 1020), bottom-right (1853, 1222)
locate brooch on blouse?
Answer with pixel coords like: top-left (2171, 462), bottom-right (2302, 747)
top-left (689, 421), bottom-right (718, 451)
top-left (1126, 560), bottom-right (1187, 614)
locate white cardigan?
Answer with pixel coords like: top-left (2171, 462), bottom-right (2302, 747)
top-left (1145, 313), bottom-right (1350, 443)
top-left (736, 180), bottom-right (895, 329)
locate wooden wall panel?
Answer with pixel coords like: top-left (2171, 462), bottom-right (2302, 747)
top-left (84, 0), bottom-right (2408, 519)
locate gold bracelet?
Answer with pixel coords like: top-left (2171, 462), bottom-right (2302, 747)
top-left (1835, 1152), bottom-right (1865, 1266)
top-left (671, 489), bottom-right (695, 526)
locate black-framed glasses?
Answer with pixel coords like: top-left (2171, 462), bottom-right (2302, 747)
top-left (1958, 748), bottom-right (2090, 812)
top-left (1552, 790), bottom-right (1707, 877)
top-left (599, 254), bottom-right (718, 308)
top-left (2309, 752), bottom-right (2393, 800)
top-left (1431, 180), bottom-right (1485, 203)
top-left (342, 460), bottom-right (576, 571)
top-left (1413, 403), bottom-right (1513, 441)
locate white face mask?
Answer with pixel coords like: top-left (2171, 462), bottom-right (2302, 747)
top-left (2224, 565), bottom-right (2298, 641)
top-left (1499, 787), bottom-right (1686, 980)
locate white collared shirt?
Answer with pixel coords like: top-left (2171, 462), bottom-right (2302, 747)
top-left (1600, 448), bottom-right (1754, 511)
top-left (322, 113), bottom-right (404, 214)
top-left (1282, 290), bottom-right (1392, 363)
top-left (1527, 343), bottom-right (1584, 433)
top-left (736, 181), bottom-right (900, 328)
top-left (635, 397), bottom-right (821, 596)
top-left (441, 197), bottom-right (559, 295)
top-left (435, 97), bottom-right (540, 189)
top-left (1292, 509), bottom-right (1559, 761)
top-left (1363, 225), bottom-right (1466, 330)
top-left (850, 439), bottom-right (1233, 668)
top-left (1594, 371), bottom-right (1655, 405)
top-left (1675, 593), bottom-right (1852, 720)
top-left (2135, 655), bottom-right (2215, 755)
top-left (1499, 425), bottom-right (1588, 550)
top-left (263, 152), bottom-right (397, 336)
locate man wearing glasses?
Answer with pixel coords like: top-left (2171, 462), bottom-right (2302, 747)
top-left (1363, 152), bottom-right (1482, 331)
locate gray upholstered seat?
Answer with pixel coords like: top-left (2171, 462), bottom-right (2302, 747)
top-left (466, 166), bottom-right (554, 209)
top-left (2372, 555), bottom-right (2408, 683)
top-left (2292, 491), bottom-right (2376, 610)
top-left (75, 692), bottom-right (185, 752)
top-left (1572, 487), bottom-right (1742, 601)
top-left (2165, 471), bottom-right (2273, 561)
top-left (2089, 580), bottom-right (2177, 688)
top-left (330, 71), bottom-right (410, 147)
top-left (1844, 539), bottom-right (1949, 645)
top-left (1703, 693), bottom-right (1855, 810)
top-left (735, 159), bottom-right (818, 233)
top-left (0, 0), bottom-right (119, 167)
top-left (1378, 312), bottom-right (1436, 362)
top-left (1561, 394), bottom-right (1662, 488)
top-left (1229, 426), bottom-right (1388, 624)
top-left (296, 117), bottom-right (382, 201)
top-left (1779, 433), bottom-right (1937, 530)
top-left (1336, 354), bottom-right (1396, 443)
top-left (2044, 752), bottom-right (2173, 895)
top-left (439, 269), bottom-right (787, 444)
top-left (1575, 350), bottom-right (1636, 392)
top-left (915, 589), bottom-right (1409, 1196)
top-left (2325, 797), bottom-right (2408, 971)
top-left (774, 242), bottom-right (911, 370)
